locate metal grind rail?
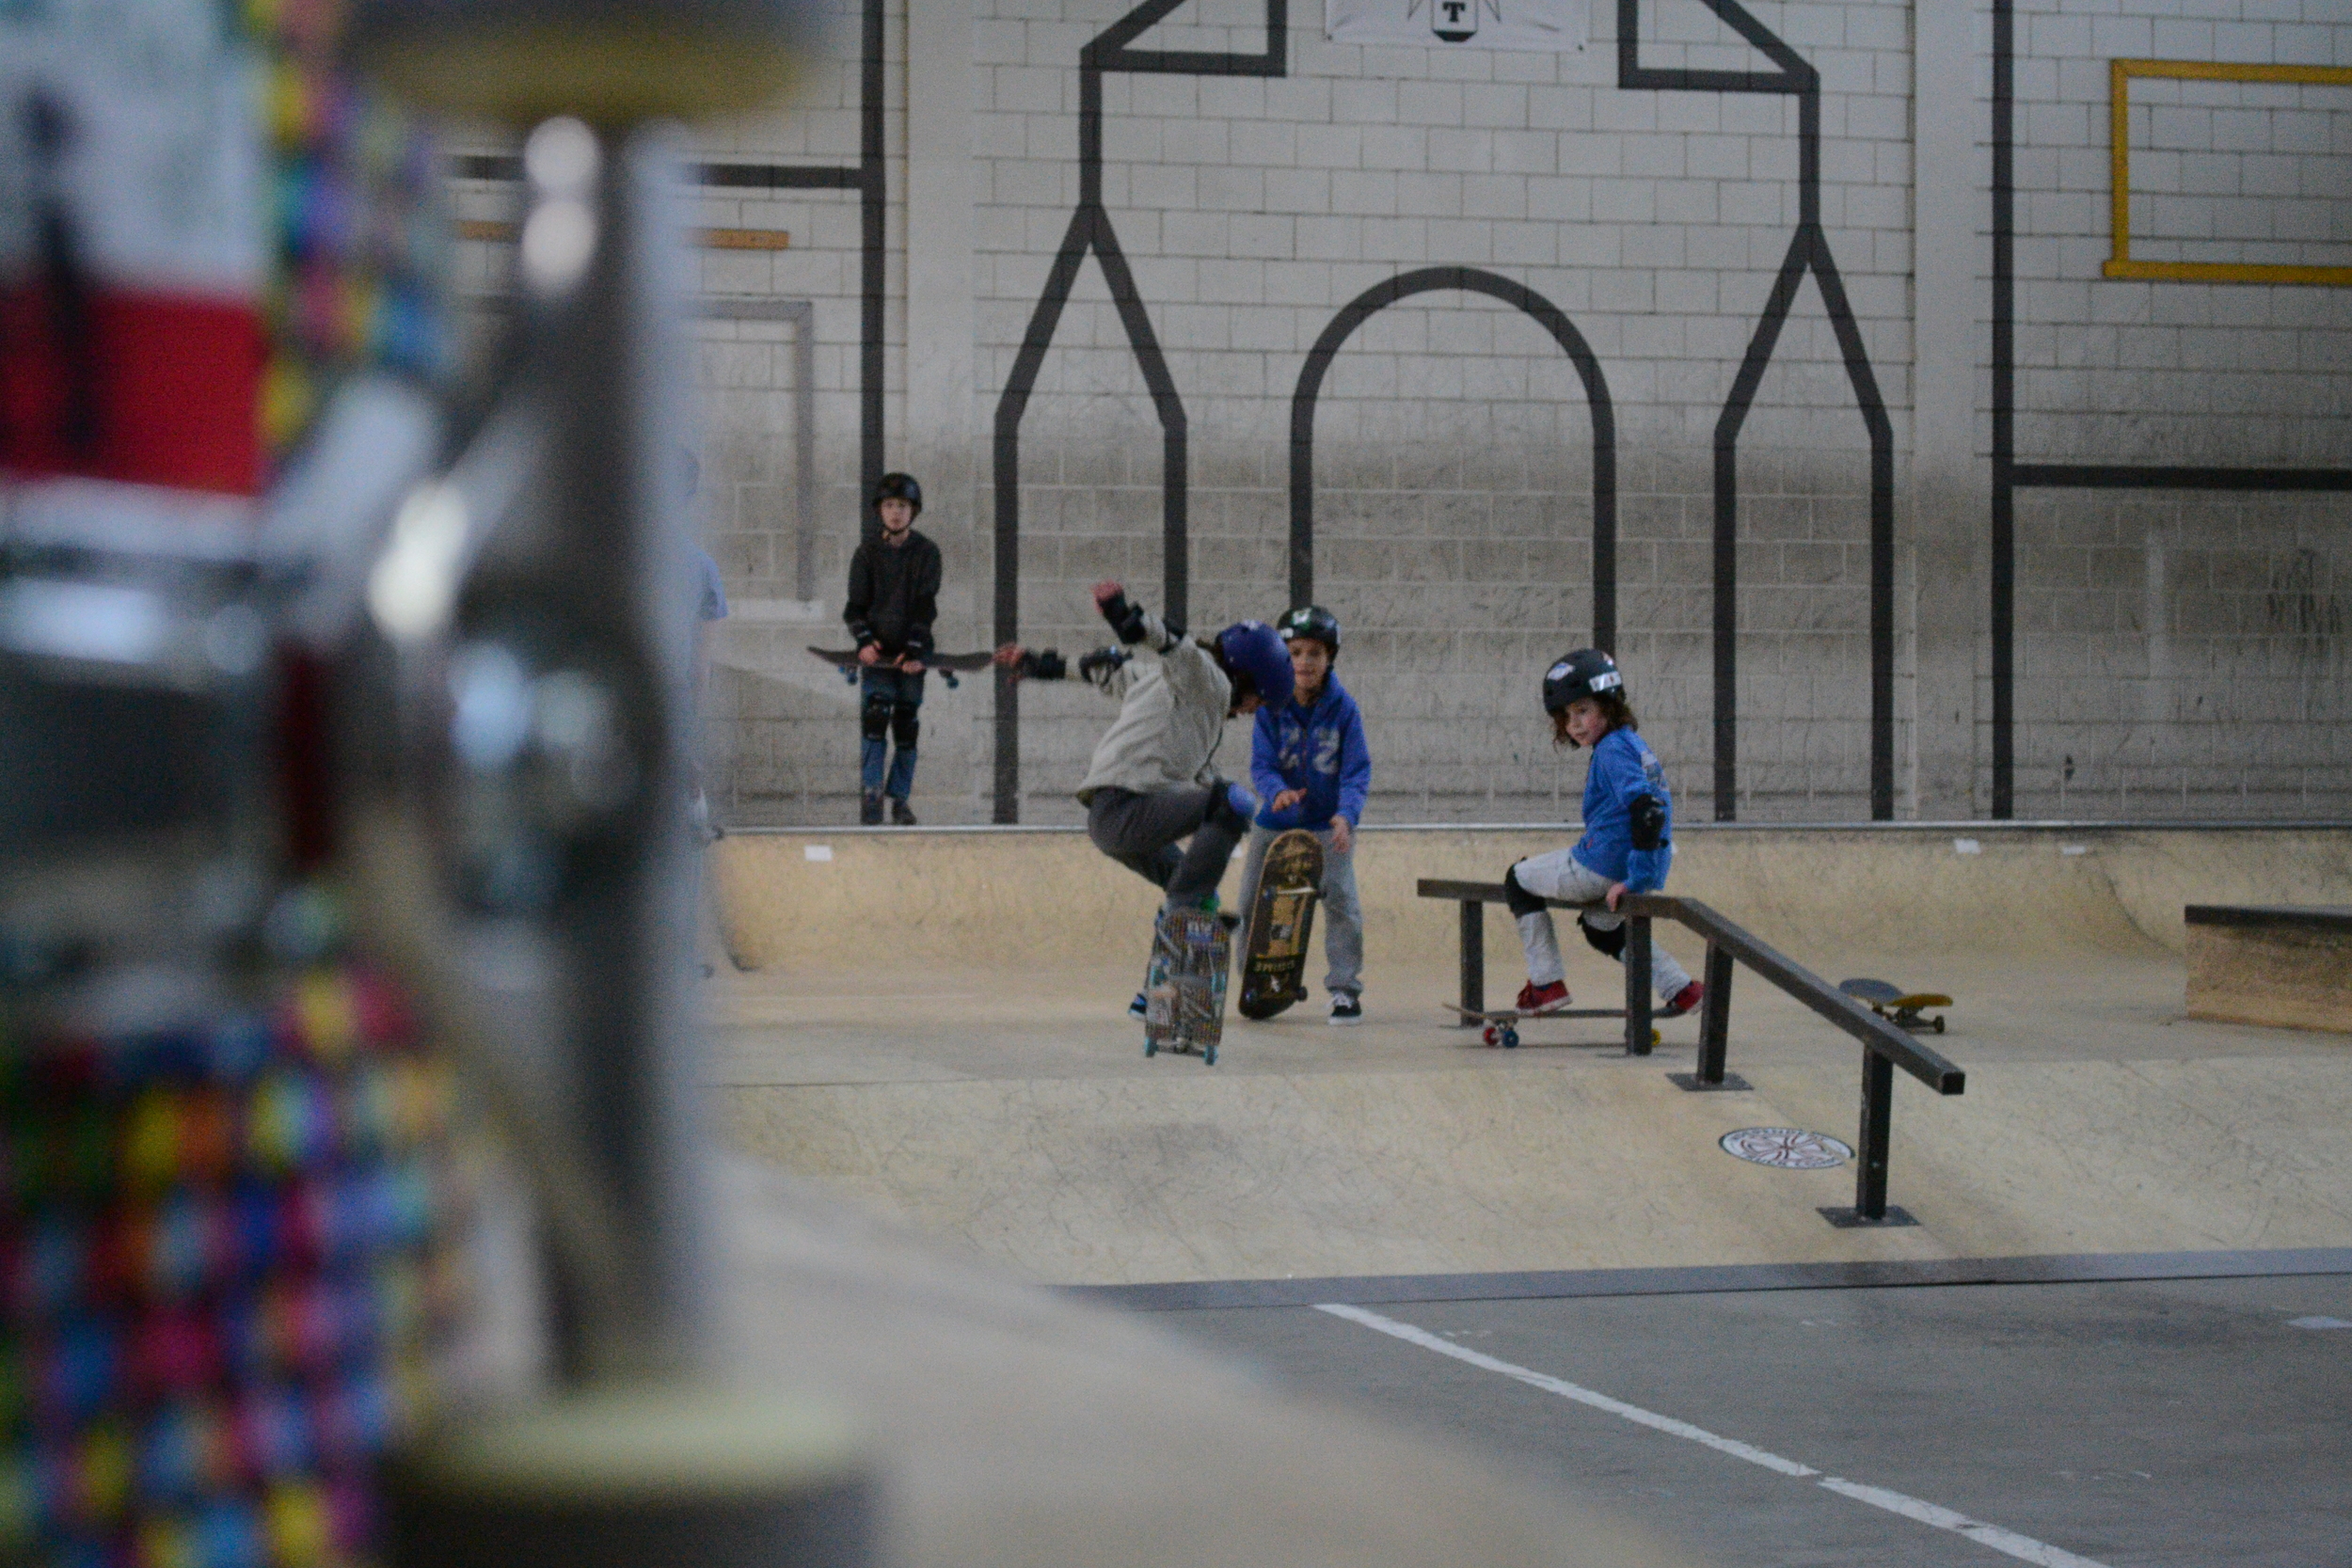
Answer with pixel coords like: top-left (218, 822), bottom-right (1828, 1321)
top-left (1417, 880), bottom-right (1965, 1226)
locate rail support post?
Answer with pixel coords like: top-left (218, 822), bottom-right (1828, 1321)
top-left (1856, 1047), bottom-right (1891, 1217)
top-left (1457, 900), bottom-right (1484, 1021)
top-left (1670, 944), bottom-right (1749, 1090)
top-left (1820, 1048), bottom-right (1915, 1227)
top-left (1625, 916), bottom-right (1653, 1055)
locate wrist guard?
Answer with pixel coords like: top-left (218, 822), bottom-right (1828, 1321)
top-left (1099, 590), bottom-right (1149, 643)
top-left (1023, 649), bottom-right (1068, 680)
top-left (1077, 646), bottom-right (1130, 679)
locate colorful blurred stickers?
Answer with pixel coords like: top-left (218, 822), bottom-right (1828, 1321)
top-left (1, 959), bottom-right (467, 1568)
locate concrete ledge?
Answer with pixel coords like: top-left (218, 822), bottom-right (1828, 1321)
top-left (1068, 1246), bottom-right (2352, 1312)
top-left (2186, 905), bottom-right (2352, 1032)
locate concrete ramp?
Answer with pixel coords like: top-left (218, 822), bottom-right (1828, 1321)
top-left (714, 823), bottom-right (2352, 970)
top-left (709, 826), bottom-right (2352, 1287)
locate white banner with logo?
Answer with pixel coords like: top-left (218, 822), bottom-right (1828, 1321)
top-left (1325, 0), bottom-right (1589, 51)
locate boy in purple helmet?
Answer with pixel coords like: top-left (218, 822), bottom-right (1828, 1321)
top-left (996, 580), bottom-right (1293, 919)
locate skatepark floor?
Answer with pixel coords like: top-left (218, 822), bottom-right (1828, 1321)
top-left (710, 944), bottom-right (2352, 1287)
top-left (704, 825), bottom-right (2352, 1564)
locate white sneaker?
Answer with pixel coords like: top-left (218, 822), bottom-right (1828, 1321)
top-left (1327, 994), bottom-right (1363, 1025)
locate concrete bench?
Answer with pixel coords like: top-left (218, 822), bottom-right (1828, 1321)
top-left (2185, 906), bottom-right (2352, 1033)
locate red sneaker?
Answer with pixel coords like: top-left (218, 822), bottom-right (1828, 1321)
top-left (1515, 980), bottom-right (1571, 1015)
top-left (1661, 980), bottom-right (1705, 1018)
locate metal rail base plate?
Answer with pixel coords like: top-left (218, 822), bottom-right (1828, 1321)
top-left (1818, 1205), bottom-right (1919, 1228)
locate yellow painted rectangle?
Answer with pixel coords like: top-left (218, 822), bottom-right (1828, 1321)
top-left (2107, 57), bottom-right (2352, 286)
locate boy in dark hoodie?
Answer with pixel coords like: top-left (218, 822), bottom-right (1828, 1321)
top-left (844, 471), bottom-right (943, 825)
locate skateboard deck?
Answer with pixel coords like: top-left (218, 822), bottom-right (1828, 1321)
top-left (1144, 908), bottom-right (1232, 1064)
top-left (1237, 829), bottom-right (1325, 1021)
top-left (1441, 1002), bottom-right (1659, 1051)
top-left (806, 646), bottom-right (994, 690)
top-left (1837, 977), bottom-right (1951, 1033)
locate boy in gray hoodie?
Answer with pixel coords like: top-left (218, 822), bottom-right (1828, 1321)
top-left (996, 580), bottom-right (1295, 913)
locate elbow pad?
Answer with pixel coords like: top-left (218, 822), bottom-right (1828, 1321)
top-left (1099, 591), bottom-right (1149, 644)
top-left (1024, 649), bottom-right (1068, 681)
top-left (1629, 794), bottom-right (1666, 852)
top-left (1077, 646), bottom-right (1129, 680)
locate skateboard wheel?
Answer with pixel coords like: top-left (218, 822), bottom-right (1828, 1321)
top-left (1482, 1024), bottom-right (1501, 1048)
top-left (1204, 1043), bottom-right (1217, 1067)
top-left (1501, 1026), bottom-right (1519, 1050)
top-left (1144, 1037), bottom-right (1157, 1057)
top-left (1651, 1027), bottom-right (1661, 1048)
top-left (1933, 1017), bottom-right (1946, 1034)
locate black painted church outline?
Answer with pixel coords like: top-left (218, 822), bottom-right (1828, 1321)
top-left (989, 0), bottom-right (1897, 821)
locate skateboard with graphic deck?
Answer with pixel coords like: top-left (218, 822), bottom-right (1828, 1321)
top-left (1837, 977), bottom-right (1950, 1033)
top-left (1144, 908), bottom-right (1233, 1065)
top-left (806, 646), bottom-right (994, 689)
top-left (1237, 829), bottom-right (1325, 1021)
top-left (1442, 1002), bottom-right (1660, 1052)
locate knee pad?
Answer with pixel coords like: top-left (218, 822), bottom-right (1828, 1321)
top-left (1502, 864), bottom-right (1547, 919)
top-left (1579, 915), bottom-right (1628, 959)
top-left (890, 705), bottom-right (920, 749)
top-left (860, 691), bottom-right (892, 741)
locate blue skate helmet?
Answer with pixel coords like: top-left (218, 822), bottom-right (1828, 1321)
top-left (1216, 620), bottom-right (1295, 708)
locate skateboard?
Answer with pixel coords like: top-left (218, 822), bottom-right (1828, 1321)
top-left (1837, 977), bottom-right (1950, 1033)
top-left (1237, 829), bottom-right (1325, 1021)
top-left (806, 646), bottom-right (994, 690)
top-left (1143, 908), bottom-right (1233, 1065)
top-left (1442, 1003), bottom-right (1660, 1052)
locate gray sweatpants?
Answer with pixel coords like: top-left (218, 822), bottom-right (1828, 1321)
top-left (1235, 823), bottom-right (1364, 999)
top-left (1509, 846), bottom-right (1692, 1000)
top-left (1087, 785), bottom-right (1243, 912)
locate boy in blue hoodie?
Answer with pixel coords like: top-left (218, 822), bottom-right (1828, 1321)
top-left (1235, 606), bottom-right (1373, 1023)
top-left (1503, 648), bottom-right (1704, 1018)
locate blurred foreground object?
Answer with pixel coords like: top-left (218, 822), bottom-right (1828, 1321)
top-left (0, 1), bottom-right (482, 1561)
top-left (340, 1), bottom-right (876, 1563)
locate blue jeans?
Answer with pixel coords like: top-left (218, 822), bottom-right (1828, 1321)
top-left (859, 665), bottom-right (925, 800)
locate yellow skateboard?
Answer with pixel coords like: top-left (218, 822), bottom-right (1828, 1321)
top-left (1838, 977), bottom-right (1950, 1034)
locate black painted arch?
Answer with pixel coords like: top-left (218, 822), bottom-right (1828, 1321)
top-left (1288, 268), bottom-right (1620, 653)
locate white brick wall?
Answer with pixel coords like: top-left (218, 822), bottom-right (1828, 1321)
top-left (631, 0), bottom-right (2352, 826)
top-left (2004, 2), bottom-right (2352, 818)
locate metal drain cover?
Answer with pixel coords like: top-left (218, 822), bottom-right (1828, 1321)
top-left (1719, 1127), bottom-right (1853, 1169)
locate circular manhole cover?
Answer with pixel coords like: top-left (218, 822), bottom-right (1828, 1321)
top-left (1719, 1127), bottom-right (1854, 1169)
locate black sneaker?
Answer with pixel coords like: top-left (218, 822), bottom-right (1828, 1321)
top-left (1327, 994), bottom-right (1362, 1026)
top-left (890, 798), bottom-right (918, 827)
top-left (1129, 991), bottom-right (1149, 1021)
top-left (860, 792), bottom-right (883, 826)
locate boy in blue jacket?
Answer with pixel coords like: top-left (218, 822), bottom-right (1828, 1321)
top-left (1503, 649), bottom-right (1704, 1018)
top-left (1235, 606), bottom-right (1373, 1023)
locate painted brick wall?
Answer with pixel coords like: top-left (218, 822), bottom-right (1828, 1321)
top-left (2002, 2), bottom-right (2352, 818)
top-left (624, 0), bottom-right (2352, 828)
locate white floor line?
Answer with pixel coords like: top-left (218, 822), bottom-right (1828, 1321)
top-left (1316, 1303), bottom-right (2113, 1568)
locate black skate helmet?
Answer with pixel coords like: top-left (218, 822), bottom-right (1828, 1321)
top-left (873, 472), bottom-right (923, 515)
top-left (1276, 604), bottom-right (1342, 656)
top-left (1542, 648), bottom-right (1623, 713)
